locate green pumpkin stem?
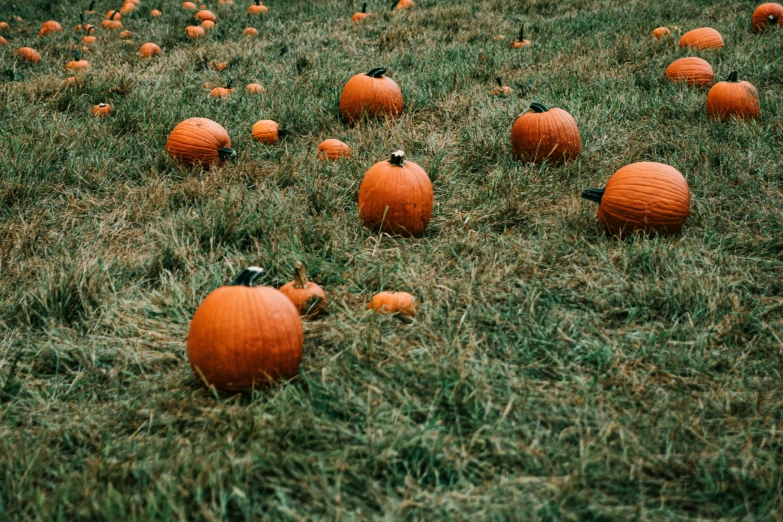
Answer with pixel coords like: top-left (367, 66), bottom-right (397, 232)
top-left (390, 150), bottom-right (405, 167)
top-left (581, 188), bottom-right (605, 204)
top-left (227, 76), bottom-right (234, 89)
top-left (727, 71), bottom-right (738, 82)
top-left (367, 67), bottom-right (387, 78)
top-left (361, 2), bottom-right (367, 13)
top-left (293, 261), bottom-right (310, 289)
top-left (231, 267), bottom-right (264, 286)
top-left (529, 102), bottom-right (549, 113)
top-left (255, 0), bottom-right (261, 5)
top-left (80, 13), bottom-right (85, 24)
top-left (74, 48), bottom-right (80, 61)
top-left (88, 0), bottom-right (95, 10)
top-left (218, 147), bottom-right (236, 161)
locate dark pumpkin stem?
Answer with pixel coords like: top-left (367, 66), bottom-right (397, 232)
top-left (112, 10), bottom-right (120, 20)
top-left (218, 147), bottom-right (236, 161)
top-left (74, 48), bottom-right (80, 61)
top-left (88, 26), bottom-right (94, 34)
top-left (88, 0), bottom-right (95, 10)
top-left (361, 2), bottom-right (367, 13)
top-left (255, 0), bottom-right (260, 5)
top-left (227, 76), bottom-right (234, 89)
top-left (727, 71), bottom-right (738, 82)
top-left (80, 13), bottom-right (84, 24)
top-left (367, 67), bottom-right (387, 78)
top-left (519, 25), bottom-right (524, 41)
top-left (496, 76), bottom-right (503, 87)
top-left (581, 188), bottom-right (605, 204)
top-left (391, 0), bottom-right (397, 10)
top-left (390, 150), bottom-right (405, 167)
top-left (293, 261), bottom-right (309, 289)
top-left (231, 267), bottom-right (264, 286)
top-left (529, 102), bottom-right (549, 113)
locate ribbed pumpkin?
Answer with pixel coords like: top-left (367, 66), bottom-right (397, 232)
top-left (706, 72), bottom-right (760, 121)
top-left (15, 47), bottom-right (41, 63)
top-left (679, 27), bottom-right (724, 49)
top-left (581, 162), bottom-right (690, 237)
top-left (101, 12), bottom-right (122, 30)
top-left (105, 10), bottom-right (122, 20)
top-left (317, 139), bottom-right (351, 161)
top-left (92, 103), bottom-right (113, 117)
top-left (165, 117), bottom-right (235, 167)
top-left (358, 150), bottom-right (433, 237)
top-left (339, 67), bottom-right (403, 122)
top-left (187, 267), bottom-right (303, 391)
top-left (195, 9), bottom-right (216, 22)
top-left (352, 3), bottom-right (370, 21)
top-left (39, 20), bottom-right (63, 36)
top-left (140, 42), bottom-right (161, 57)
top-left (279, 262), bottom-right (327, 319)
top-left (652, 26), bottom-right (671, 39)
top-left (511, 102), bottom-right (581, 163)
top-left (249, 0), bottom-right (268, 14)
top-left (251, 120), bottom-right (280, 144)
top-left (665, 57), bottom-right (714, 87)
top-left (368, 292), bottom-right (416, 317)
top-left (752, 3), bottom-right (783, 31)
top-left (186, 25), bottom-right (205, 38)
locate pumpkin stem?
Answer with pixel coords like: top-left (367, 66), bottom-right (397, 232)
top-left (769, 14), bottom-right (778, 23)
top-left (227, 76), bottom-right (234, 89)
top-left (529, 102), bottom-right (549, 113)
top-left (88, 26), bottom-right (95, 34)
top-left (519, 25), bottom-right (524, 41)
top-left (80, 13), bottom-right (84, 24)
top-left (367, 67), bottom-right (387, 78)
top-left (391, 0), bottom-right (397, 10)
top-left (496, 76), bottom-right (503, 87)
top-left (361, 2), bottom-right (367, 13)
top-left (390, 150), bottom-right (405, 167)
top-left (581, 188), bottom-right (604, 204)
top-left (218, 147), bottom-right (236, 161)
top-left (292, 261), bottom-right (310, 289)
top-left (74, 48), bottom-right (80, 61)
top-left (88, 0), bottom-right (95, 10)
top-left (255, 0), bottom-right (260, 5)
top-left (231, 267), bottom-right (264, 286)
top-left (727, 71), bottom-right (738, 82)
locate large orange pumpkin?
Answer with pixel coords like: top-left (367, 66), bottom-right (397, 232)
top-left (251, 120), bottom-right (280, 144)
top-left (317, 139), bottom-right (351, 161)
top-left (581, 162), bottom-right (690, 237)
top-left (195, 9), bottom-right (216, 22)
top-left (339, 67), bottom-right (403, 122)
top-left (14, 47), bottom-right (41, 63)
top-left (39, 20), bottom-right (63, 36)
top-left (187, 267), bottom-right (303, 391)
top-left (279, 262), bottom-right (327, 319)
top-left (752, 3), bottom-right (783, 31)
top-left (165, 117), bottom-right (235, 167)
top-left (358, 150), bottom-right (433, 237)
top-left (679, 27), bottom-right (724, 49)
top-left (368, 292), bottom-right (416, 316)
top-left (706, 72), bottom-right (760, 121)
top-left (511, 102), bottom-right (581, 163)
top-left (139, 42), bottom-right (162, 57)
top-left (665, 57), bottom-right (714, 87)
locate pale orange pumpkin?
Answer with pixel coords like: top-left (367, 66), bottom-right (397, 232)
top-left (196, 9), bottom-right (216, 22)
top-left (14, 47), bottom-right (41, 62)
top-left (39, 20), bottom-right (63, 37)
top-left (140, 42), bottom-right (162, 57)
top-left (186, 25), bottom-right (206, 38)
top-left (244, 27), bottom-right (258, 36)
top-left (665, 57), bottom-right (714, 87)
top-left (679, 27), bottom-right (724, 49)
top-left (368, 292), bottom-right (416, 317)
top-left (65, 49), bottom-right (90, 71)
top-left (119, 30), bottom-right (133, 39)
top-left (151, 9), bottom-right (163, 17)
top-left (511, 102), bottom-right (581, 163)
top-left (490, 77), bottom-right (513, 96)
top-left (246, 83), bottom-right (264, 94)
top-left (394, 0), bottom-right (414, 9)
top-left (251, 120), bottom-right (280, 144)
top-left (339, 67), bottom-right (403, 122)
top-left (706, 72), bottom-right (760, 121)
top-left (0, 21), bottom-right (8, 31)
top-left (317, 139), bottom-right (351, 161)
top-left (165, 117), bottom-right (235, 167)
top-left (182, 1), bottom-right (198, 9)
top-left (279, 262), bottom-right (327, 319)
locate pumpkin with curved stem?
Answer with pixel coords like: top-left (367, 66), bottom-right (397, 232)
top-left (280, 262), bottom-right (327, 319)
top-left (249, 0), bottom-right (268, 14)
top-left (151, 9), bottom-right (163, 17)
top-left (105, 10), bottom-right (121, 20)
top-left (196, 10), bottom-right (217, 22)
top-left (244, 27), bottom-right (258, 36)
top-left (39, 20), bottom-right (63, 36)
top-left (85, 0), bottom-right (96, 13)
top-left (339, 67), bottom-right (403, 122)
top-left (246, 83), bottom-right (264, 94)
top-left (66, 49), bottom-right (90, 70)
top-left (679, 27), bottom-right (724, 49)
top-left (368, 292), bottom-right (416, 316)
top-left (490, 77), bottom-right (513, 96)
top-left (510, 25), bottom-right (531, 48)
top-left (140, 42), bottom-right (162, 57)
top-left (15, 47), bottom-right (41, 62)
top-left (251, 120), bottom-right (280, 144)
top-left (187, 267), bottom-right (303, 391)
top-left (352, 3), bottom-right (370, 21)
top-left (210, 77), bottom-right (235, 98)
top-left (92, 103), bottom-right (113, 117)
top-left (186, 25), bottom-right (206, 38)
top-left (358, 150), bottom-right (433, 237)
top-left (511, 102), bottom-right (581, 163)
top-left (318, 139), bottom-right (351, 161)
top-left (652, 26), bottom-right (671, 38)
top-left (182, 1), bottom-right (197, 9)
top-left (581, 162), bottom-right (690, 237)
top-left (101, 12), bottom-right (123, 30)
top-left (165, 117), bottom-right (235, 167)
top-left (752, 3), bottom-right (783, 31)
top-left (706, 72), bottom-right (760, 121)
top-left (665, 57), bottom-right (714, 87)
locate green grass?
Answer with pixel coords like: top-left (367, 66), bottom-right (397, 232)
top-left (1, 0), bottom-right (782, 519)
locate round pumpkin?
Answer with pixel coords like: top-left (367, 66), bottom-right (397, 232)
top-left (186, 25), bottom-right (205, 38)
top-left (352, 3), bottom-right (370, 21)
top-left (395, 0), bottom-right (414, 9)
top-left (39, 20), bottom-right (63, 37)
top-left (92, 103), bottom-right (113, 117)
top-left (244, 27), bottom-right (258, 36)
top-left (165, 117), bottom-right (235, 167)
top-left (511, 102), bottom-right (581, 163)
top-left (0, 36), bottom-right (7, 46)
top-left (209, 86), bottom-right (234, 98)
top-left (105, 10), bottom-right (122, 20)
top-left (195, 9), bottom-right (216, 22)
top-left (581, 162), bottom-right (690, 237)
top-left (679, 27), bottom-right (724, 49)
top-left (358, 150), bottom-right (433, 237)
top-left (279, 262), bottom-right (327, 319)
top-left (246, 83), bottom-right (264, 94)
top-left (249, 1), bottom-right (268, 14)
top-left (752, 3), bottom-right (783, 31)
top-left (0, 21), bottom-right (8, 31)
top-left (490, 76), bottom-right (513, 96)
top-left (66, 50), bottom-right (90, 71)
top-left (665, 57), bottom-right (714, 87)
top-left (15, 47), bottom-right (41, 63)
top-left (101, 19), bottom-right (123, 30)
top-left (201, 20), bottom-right (216, 29)
top-left (187, 267), bottom-right (303, 391)
top-left (510, 25), bottom-right (531, 48)
top-left (368, 292), bottom-right (416, 317)
top-left (82, 34), bottom-right (97, 45)
top-left (317, 139), bottom-right (351, 161)
top-left (339, 67), bottom-right (403, 122)
top-left (251, 120), bottom-right (280, 144)
top-left (140, 42), bottom-right (161, 57)
top-left (151, 9), bottom-right (163, 17)
top-left (182, 1), bottom-right (197, 9)
top-left (706, 72), bottom-right (760, 121)
top-left (652, 26), bottom-right (671, 39)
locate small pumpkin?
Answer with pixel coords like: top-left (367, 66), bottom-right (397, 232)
top-left (120, 2), bottom-right (136, 14)
top-left (339, 67), bottom-right (403, 122)
top-left (210, 77), bottom-right (235, 98)
top-left (119, 30), bottom-right (133, 39)
top-left (63, 76), bottom-right (81, 87)
top-left (151, 9), bottom-right (163, 17)
top-left (182, 1), bottom-right (198, 9)
top-left (0, 21), bottom-right (8, 31)
top-left (280, 262), bottom-right (327, 319)
top-left (196, 9), bottom-right (216, 22)
top-left (210, 60), bottom-right (227, 71)
top-left (394, 0), bottom-right (414, 9)
top-left (665, 57), bottom-right (714, 87)
top-left (368, 291), bottom-right (416, 317)
top-left (706, 72), bottom-right (760, 121)
top-left (317, 139), bottom-right (351, 161)
top-left (679, 27), bottom-right (724, 49)
top-left (101, 12), bottom-right (123, 30)
top-left (652, 26), bottom-right (671, 39)
top-left (201, 20), bottom-right (216, 29)
top-left (39, 20), bottom-right (63, 37)
top-left (165, 117), bottom-right (235, 167)
top-left (92, 103), bottom-right (113, 117)
top-left (246, 83), bottom-right (264, 94)
top-left (752, 3), bottom-right (783, 31)
top-left (140, 42), bottom-right (162, 57)
top-left (244, 27), bottom-right (258, 36)
top-left (248, 0), bottom-right (268, 14)
top-left (581, 162), bottom-right (690, 237)
top-left (510, 25), bottom-right (531, 48)
top-left (14, 47), bottom-right (41, 62)
top-left (0, 36), bottom-right (7, 46)
top-left (187, 267), bottom-right (303, 391)
top-left (511, 102), bottom-right (581, 163)
top-left (251, 120), bottom-right (280, 144)
top-left (65, 49), bottom-right (90, 70)
top-left (85, 0), bottom-right (96, 14)
top-left (186, 25), bottom-right (206, 38)
top-left (358, 150), bottom-right (433, 237)
top-left (490, 76), bottom-right (513, 96)
top-left (352, 2), bottom-right (370, 21)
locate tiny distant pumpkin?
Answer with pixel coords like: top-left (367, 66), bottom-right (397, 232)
top-left (352, 2), bottom-right (370, 21)
top-left (665, 57), bottom-right (714, 87)
top-left (752, 3), bottom-right (783, 31)
top-left (187, 267), bottom-right (303, 391)
top-left (368, 292), bottom-right (416, 317)
top-left (39, 20), bottom-right (63, 36)
top-left (15, 47), bottom-right (41, 63)
top-left (65, 49), bottom-right (90, 70)
top-left (394, 0), bottom-right (414, 9)
top-left (218, 0), bottom-right (235, 4)
top-left (706, 72), bottom-right (760, 121)
top-left (317, 139), bottom-right (351, 161)
top-left (246, 83), bottom-right (264, 93)
top-left (201, 20), bottom-right (215, 29)
top-left (490, 76), bottom-right (513, 96)
top-left (140, 42), bottom-right (161, 57)
top-left (581, 162), bottom-right (690, 237)
top-left (63, 76), bottom-right (81, 87)
top-left (244, 27), bottom-right (258, 36)
top-left (510, 25), bottom-right (531, 48)
top-left (358, 150), bottom-right (433, 237)
top-left (120, 2), bottom-right (135, 14)
top-left (119, 30), bottom-right (133, 38)
top-left (101, 12), bottom-right (123, 29)
top-left (652, 26), bottom-right (671, 39)
top-left (279, 262), bottom-right (327, 319)
top-left (511, 102), bottom-right (581, 163)
top-left (0, 36), bottom-right (7, 46)
top-left (186, 25), bottom-right (206, 38)
top-left (210, 60), bottom-right (227, 71)
top-left (248, 0), bottom-right (268, 14)
top-left (165, 117), bottom-right (235, 167)
top-left (182, 1), bottom-right (197, 9)
top-left (105, 10), bottom-right (122, 20)
top-left (0, 21), bottom-right (8, 31)
top-left (679, 27), bottom-right (724, 49)
top-left (92, 103), bottom-right (113, 117)
top-left (339, 67), bottom-right (403, 122)
top-left (196, 9), bottom-right (216, 22)
top-left (151, 9), bottom-right (163, 17)
top-left (251, 120), bottom-right (280, 144)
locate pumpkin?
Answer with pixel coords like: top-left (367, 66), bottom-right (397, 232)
top-left (15, 47), bottom-right (41, 63)
top-left (394, 0), bottom-right (414, 9)
top-left (352, 2), bottom-right (370, 21)
top-left (317, 139), bottom-right (351, 161)
top-left (182, 1), bottom-right (197, 9)
top-left (339, 67), bottom-right (403, 122)
top-left (244, 27), bottom-right (258, 36)
top-left (581, 162), bottom-right (690, 237)
top-left (210, 87), bottom-right (235, 98)
top-left (0, 21), bottom-right (8, 31)
top-left (105, 10), bottom-right (122, 20)
top-left (358, 150), bottom-right (433, 237)
top-left (752, 3), bottom-right (783, 31)
top-left (665, 57), bottom-right (714, 87)
top-left (196, 9), bottom-right (216, 22)
top-left (151, 9), bottom-right (163, 17)
top-left (511, 102), bottom-right (581, 163)
top-left (246, 83), bottom-right (264, 94)
top-left (140, 42), bottom-right (161, 57)
top-left (65, 50), bottom-right (89, 70)
top-left (120, 3), bottom-right (135, 14)
top-left (652, 26), bottom-right (671, 38)
top-left (248, 0), bottom-right (268, 14)
top-left (210, 61), bottom-right (227, 71)
top-left (201, 20), bottom-right (216, 29)
top-left (186, 25), bottom-right (206, 38)
top-left (119, 30), bottom-right (133, 39)
top-left (187, 267), bottom-right (303, 391)
top-left (490, 76), bottom-right (513, 96)
top-left (101, 12), bottom-right (123, 30)
top-left (706, 72), bottom-right (760, 121)
top-left (368, 292), bottom-right (416, 317)
top-left (39, 20), bottom-right (63, 36)
top-left (279, 262), bottom-right (327, 319)
top-left (165, 117), bottom-right (235, 167)
top-left (92, 103), bottom-right (113, 117)
top-left (510, 25), bottom-right (531, 48)
top-left (679, 27), bottom-right (724, 49)
top-left (0, 36), bottom-right (7, 46)
top-left (251, 120), bottom-right (280, 144)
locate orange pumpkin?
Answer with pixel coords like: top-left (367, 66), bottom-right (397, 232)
top-left (394, 0), bottom-right (414, 9)
top-left (210, 86), bottom-right (235, 98)
top-left (105, 10), bottom-right (122, 20)
top-left (201, 20), bottom-right (216, 29)
top-left (706, 72), bottom-right (760, 121)
top-left (101, 12), bottom-right (123, 30)
top-left (186, 25), bottom-right (206, 38)
top-left (120, 2), bottom-right (135, 14)
top-left (581, 162), bottom-right (690, 237)
top-left (218, 0), bottom-right (235, 4)
top-left (251, 120), bottom-right (280, 144)
top-left (165, 117), bottom-right (235, 167)
top-left (279, 262), bottom-right (327, 319)
top-left (85, 0), bottom-right (96, 13)
top-left (92, 103), bottom-right (113, 117)
top-left (39, 20), bottom-right (63, 36)
top-left (490, 76), bottom-right (513, 96)
top-left (679, 27), bottom-right (724, 49)
top-left (652, 26), bottom-right (671, 39)
top-left (317, 139), bottom-right (351, 161)
top-left (151, 9), bottom-right (163, 17)
top-left (196, 9), bottom-right (216, 22)
top-left (368, 292), bottom-right (416, 317)
top-left (358, 150), bottom-right (433, 237)
top-left (244, 27), bottom-right (258, 36)
top-left (510, 25), bottom-right (531, 48)
top-left (246, 83), bottom-right (264, 94)
top-left (63, 76), bottom-right (81, 87)
top-left (187, 267), bottom-right (303, 391)
top-left (665, 57), bottom-right (714, 87)
top-left (0, 21), bottom-right (8, 31)
top-left (0, 36), bottom-right (7, 46)
top-left (139, 42), bottom-right (161, 57)
top-left (65, 50), bottom-right (90, 71)
top-left (352, 2), bottom-right (370, 21)
top-left (182, 1), bottom-right (197, 9)
top-left (248, 0), bottom-right (268, 14)
top-left (15, 47), bottom-right (41, 63)
top-left (339, 67), bottom-right (403, 122)
top-left (119, 30), bottom-right (133, 38)
top-left (752, 3), bottom-right (783, 31)
top-left (210, 60), bottom-right (227, 71)
top-left (511, 102), bottom-right (581, 163)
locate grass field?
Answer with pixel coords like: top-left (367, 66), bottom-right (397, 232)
top-left (1, 0), bottom-right (783, 519)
